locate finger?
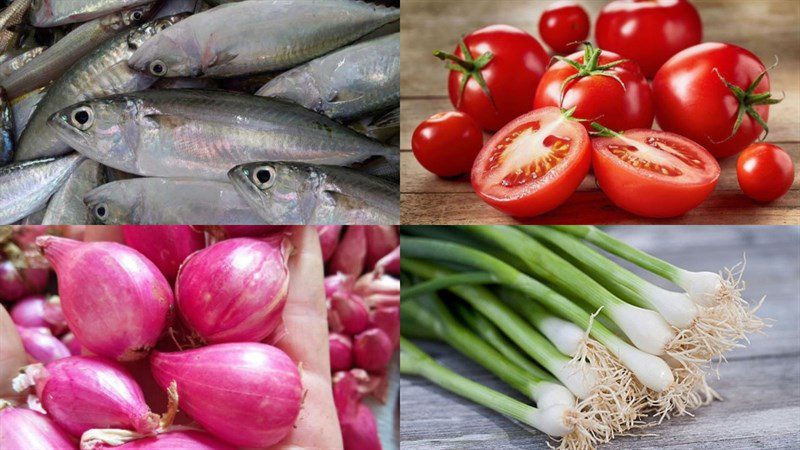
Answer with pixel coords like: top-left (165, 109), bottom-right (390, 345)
top-left (274, 226), bottom-right (342, 449)
top-left (0, 307), bottom-right (27, 401)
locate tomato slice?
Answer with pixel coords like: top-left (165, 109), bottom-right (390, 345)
top-left (471, 107), bottom-right (591, 216)
top-left (592, 129), bottom-right (720, 218)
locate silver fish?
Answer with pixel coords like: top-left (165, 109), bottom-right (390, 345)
top-left (349, 107), bottom-right (399, 143)
top-left (228, 161), bottom-right (399, 224)
top-left (83, 177), bottom-right (264, 224)
top-left (48, 89), bottom-right (397, 180)
top-left (2, 4), bottom-right (155, 99)
top-left (10, 86), bottom-right (45, 141)
top-left (128, 0), bottom-right (400, 78)
top-left (29, 0), bottom-right (156, 27)
top-left (14, 13), bottom-right (184, 161)
top-left (0, 46), bottom-right (46, 79)
top-left (353, 156), bottom-right (399, 183)
top-left (1, 87), bottom-right (14, 165)
top-left (154, 0), bottom-right (205, 18)
top-left (0, 0), bottom-right (31, 54)
top-left (19, 207), bottom-right (45, 225)
top-left (0, 153), bottom-right (83, 224)
top-left (256, 34), bottom-right (399, 121)
top-left (153, 76), bottom-right (218, 90)
top-left (42, 159), bottom-right (105, 224)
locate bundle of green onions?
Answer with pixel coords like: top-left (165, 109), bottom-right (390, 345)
top-left (399, 225), bottom-right (766, 449)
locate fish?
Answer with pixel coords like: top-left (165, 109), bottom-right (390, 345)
top-left (154, 0), bottom-right (205, 18)
top-left (128, 0), bottom-right (400, 78)
top-left (353, 156), bottom-right (399, 183)
top-left (48, 89), bottom-right (397, 180)
top-left (153, 76), bottom-right (218, 90)
top-left (256, 33), bottom-right (399, 121)
top-left (14, 13), bottom-right (184, 161)
top-left (1, 3), bottom-right (156, 99)
top-left (349, 107), bottom-right (400, 143)
top-left (0, 0), bottom-right (31, 54)
top-left (19, 207), bottom-right (45, 224)
top-left (227, 161), bottom-right (399, 224)
top-left (0, 46), bottom-right (46, 79)
top-left (9, 86), bottom-right (44, 141)
top-left (83, 177), bottom-right (265, 224)
top-left (0, 153), bottom-right (84, 224)
top-left (42, 159), bottom-right (106, 224)
top-left (1, 87), bottom-right (14, 165)
top-left (29, 0), bottom-right (157, 27)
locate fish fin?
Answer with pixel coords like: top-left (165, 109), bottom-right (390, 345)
top-left (200, 35), bottom-right (238, 71)
top-left (328, 89), bottom-right (365, 104)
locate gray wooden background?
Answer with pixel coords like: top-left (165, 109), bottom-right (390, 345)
top-left (400, 226), bottom-right (800, 449)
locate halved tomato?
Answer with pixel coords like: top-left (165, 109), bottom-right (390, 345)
top-left (592, 128), bottom-right (720, 218)
top-left (471, 107), bottom-right (591, 217)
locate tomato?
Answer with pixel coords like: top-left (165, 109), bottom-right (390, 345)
top-left (592, 127), bottom-right (720, 218)
top-left (736, 143), bottom-right (795, 202)
top-left (436, 24), bottom-right (549, 132)
top-left (533, 45), bottom-right (653, 132)
top-left (471, 107), bottom-right (591, 217)
top-left (595, 0), bottom-right (702, 78)
top-left (538, 1), bottom-right (590, 54)
top-left (653, 43), bottom-right (780, 159)
top-left (412, 111), bottom-right (483, 178)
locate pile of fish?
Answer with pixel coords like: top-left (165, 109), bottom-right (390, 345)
top-left (0, 0), bottom-right (400, 224)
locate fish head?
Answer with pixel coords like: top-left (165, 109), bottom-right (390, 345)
top-left (128, 25), bottom-right (203, 77)
top-left (48, 97), bottom-right (143, 170)
top-left (83, 183), bottom-right (139, 224)
top-left (229, 162), bottom-right (317, 223)
top-left (127, 14), bottom-right (189, 52)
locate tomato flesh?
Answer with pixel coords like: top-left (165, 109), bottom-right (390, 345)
top-left (736, 143), bottom-right (795, 202)
top-left (471, 107), bottom-right (591, 217)
top-left (592, 129), bottom-right (720, 218)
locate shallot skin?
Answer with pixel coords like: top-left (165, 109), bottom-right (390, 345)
top-left (175, 236), bottom-right (291, 343)
top-left (122, 225), bottom-right (206, 283)
top-left (98, 430), bottom-right (234, 449)
top-left (37, 356), bottom-right (159, 438)
top-left (37, 236), bottom-right (174, 361)
top-left (0, 406), bottom-right (75, 450)
top-left (150, 343), bottom-right (302, 448)
top-left (16, 326), bottom-right (71, 364)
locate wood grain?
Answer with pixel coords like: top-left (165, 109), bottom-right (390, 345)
top-left (400, 0), bottom-right (800, 225)
top-left (400, 226), bottom-right (800, 449)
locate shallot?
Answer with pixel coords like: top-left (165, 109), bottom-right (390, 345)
top-left (353, 328), bottom-right (393, 372)
top-left (318, 226), bottom-right (343, 262)
top-left (365, 226), bottom-right (398, 269)
top-left (331, 291), bottom-right (370, 335)
top-left (0, 402), bottom-right (75, 449)
top-left (96, 430), bottom-right (234, 449)
top-left (10, 295), bottom-right (66, 334)
top-left (16, 356), bottom-right (160, 438)
top-left (37, 237), bottom-right (174, 361)
top-left (61, 332), bottom-right (81, 356)
top-left (150, 343), bottom-right (302, 448)
top-left (122, 226), bottom-right (205, 283)
top-left (330, 333), bottom-right (354, 372)
top-left (15, 326), bottom-right (70, 364)
top-left (175, 236), bottom-right (291, 343)
top-left (329, 226), bottom-right (368, 276)
top-left (0, 260), bottom-right (49, 302)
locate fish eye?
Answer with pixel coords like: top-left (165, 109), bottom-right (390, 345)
top-left (251, 165), bottom-right (276, 190)
top-left (94, 203), bottom-right (108, 220)
top-left (70, 106), bottom-right (94, 130)
top-left (131, 10), bottom-right (143, 21)
top-left (149, 60), bottom-right (167, 76)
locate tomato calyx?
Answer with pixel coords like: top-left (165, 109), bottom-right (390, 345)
top-left (555, 43), bottom-right (628, 105)
top-left (434, 40), bottom-right (496, 109)
top-left (590, 121), bottom-right (623, 138)
top-left (711, 57), bottom-right (783, 144)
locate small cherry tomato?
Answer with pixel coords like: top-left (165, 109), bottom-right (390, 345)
top-left (591, 125), bottom-right (720, 218)
top-left (596, 0), bottom-right (702, 78)
top-left (653, 42), bottom-right (780, 159)
top-left (736, 143), bottom-right (795, 202)
top-left (471, 107), bottom-right (591, 217)
top-left (533, 44), bottom-right (654, 132)
top-left (412, 111), bottom-right (483, 178)
top-left (435, 24), bottom-right (549, 131)
top-left (539, 1), bottom-right (591, 54)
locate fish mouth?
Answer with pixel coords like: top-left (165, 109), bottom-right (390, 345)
top-left (228, 165), bottom-right (271, 218)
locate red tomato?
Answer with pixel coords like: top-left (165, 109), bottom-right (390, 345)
top-left (471, 107), bottom-right (591, 216)
top-left (595, 0), bottom-right (702, 78)
top-left (437, 24), bottom-right (549, 132)
top-left (538, 1), bottom-right (590, 54)
top-left (412, 111), bottom-right (483, 177)
top-left (533, 45), bottom-right (653, 132)
top-left (737, 143), bottom-right (795, 202)
top-left (653, 42), bottom-right (779, 159)
top-left (592, 128), bottom-right (720, 218)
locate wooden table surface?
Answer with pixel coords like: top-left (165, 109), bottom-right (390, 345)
top-left (400, 0), bottom-right (800, 225)
top-left (399, 226), bottom-right (800, 449)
